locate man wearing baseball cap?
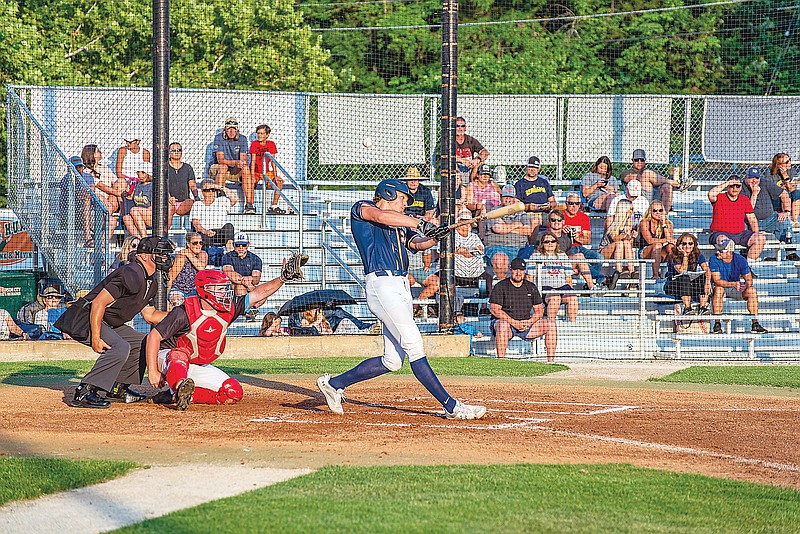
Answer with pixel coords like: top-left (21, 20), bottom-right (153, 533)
top-left (740, 166), bottom-right (795, 258)
top-left (708, 237), bottom-right (767, 334)
top-left (484, 186), bottom-right (532, 282)
top-left (222, 232), bottom-right (263, 304)
top-left (454, 116), bottom-right (489, 180)
top-left (620, 148), bottom-right (684, 213)
top-left (707, 175), bottom-right (766, 261)
top-left (209, 117), bottom-right (258, 214)
top-left (401, 167), bottom-right (436, 220)
top-left (606, 179), bottom-right (648, 229)
top-left (514, 156), bottom-right (556, 238)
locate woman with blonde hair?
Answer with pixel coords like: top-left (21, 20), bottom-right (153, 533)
top-left (529, 230), bottom-right (578, 322)
top-left (639, 200), bottom-right (675, 279)
top-left (110, 236), bottom-right (140, 271)
top-left (766, 152), bottom-right (799, 224)
top-left (599, 198), bottom-right (637, 279)
top-left (300, 307), bottom-right (334, 335)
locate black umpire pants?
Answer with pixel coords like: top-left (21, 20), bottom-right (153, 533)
top-left (80, 323), bottom-right (146, 392)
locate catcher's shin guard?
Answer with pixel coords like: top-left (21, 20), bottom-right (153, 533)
top-left (192, 378), bottom-right (243, 405)
top-left (165, 348), bottom-right (191, 391)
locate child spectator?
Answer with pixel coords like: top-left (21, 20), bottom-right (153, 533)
top-left (250, 125), bottom-right (291, 215)
top-left (260, 312), bottom-right (290, 337)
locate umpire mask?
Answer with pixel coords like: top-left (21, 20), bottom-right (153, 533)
top-left (137, 236), bottom-right (176, 272)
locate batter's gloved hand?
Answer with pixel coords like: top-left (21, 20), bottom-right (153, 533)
top-left (281, 251), bottom-right (309, 281)
top-left (416, 220), bottom-right (450, 240)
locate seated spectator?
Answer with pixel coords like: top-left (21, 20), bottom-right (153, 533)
top-left (17, 285), bottom-right (66, 338)
top-left (490, 257), bottom-right (557, 361)
top-left (167, 232), bottom-right (208, 307)
top-left (563, 192), bottom-right (606, 287)
top-left (465, 164), bottom-right (502, 218)
top-left (454, 311), bottom-right (482, 338)
top-left (81, 144), bottom-right (124, 241)
top-left (403, 167), bottom-right (436, 221)
top-left (167, 142), bottom-right (198, 227)
top-left (260, 312), bottom-right (290, 337)
top-left (581, 155), bottom-right (619, 211)
top-left (528, 231), bottom-right (578, 322)
top-left (110, 236), bottom-right (140, 271)
top-left (707, 175), bottom-right (766, 261)
top-left (638, 200), bottom-right (675, 279)
top-left (606, 179), bottom-right (648, 229)
top-left (190, 178), bottom-right (238, 252)
top-left (298, 307), bottom-right (374, 335)
top-left (764, 153), bottom-right (798, 224)
top-left (484, 187), bottom-right (532, 282)
top-left (209, 117), bottom-right (256, 214)
top-left (599, 198), bottom-right (637, 282)
top-left (115, 136), bottom-right (151, 182)
top-left (221, 233), bottom-right (262, 297)
top-left (124, 162), bottom-right (154, 239)
top-left (0, 308), bottom-right (27, 340)
top-left (664, 232), bottom-right (712, 315)
top-left (741, 166), bottom-right (795, 259)
top-left (514, 156), bottom-right (556, 240)
top-left (709, 237), bottom-right (767, 334)
top-left (620, 149), bottom-right (682, 213)
top-left (455, 116), bottom-right (489, 181)
top-left (249, 125), bottom-right (291, 215)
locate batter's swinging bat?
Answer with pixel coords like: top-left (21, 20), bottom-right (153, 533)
top-left (447, 202), bottom-right (525, 230)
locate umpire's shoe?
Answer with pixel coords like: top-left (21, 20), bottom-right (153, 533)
top-left (107, 382), bottom-right (148, 403)
top-left (174, 378), bottom-right (195, 411)
top-left (72, 383), bottom-right (111, 409)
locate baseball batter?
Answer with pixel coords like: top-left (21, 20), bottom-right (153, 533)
top-left (145, 254), bottom-right (307, 410)
top-left (317, 179), bottom-right (486, 419)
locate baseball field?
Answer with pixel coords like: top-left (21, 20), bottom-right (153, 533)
top-left (1, 358), bottom-right (799, 532)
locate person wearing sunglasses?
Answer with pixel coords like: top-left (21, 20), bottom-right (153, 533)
top-left (708, 237), bottom-right (767, 334)
top-left (598, 198), bottom-right (638, 282)
top-left (167, 232), bottom-right (209, 308)
top-left (765, 152), bottom-right (799, 225)
top-left (190, 178), bottom-right (239, 253)
top-left (166, 142), bottom-right (198, 226)
top-left (529, 231), bottom-right (578, 323)
top-left (639, 200), bottom-right (675, 279)
top-left (740, 166), bottom-right (796, 261)
top-left (454, 116), bottom-right (489, 181)
top-left (707, 175), bottom-right (766, 261)
top-left (221, 232), bottom-right (262, 301)
top-left (563, 192), bottom-right (606, 287)
top-left (620, 149), bottom-right (685, 214)
top-left (664, 233), bottom-right (712, 315)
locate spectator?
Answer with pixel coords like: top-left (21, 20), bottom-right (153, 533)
top-left (484, 186), bottom-right (532, 282)
top-left (514, 156), bottom-right (556, 237)
top-left (620, 149), bottom-right (683, 213)
top-left (638, 200), bottom-right (675, 279)
top-left (210, 117), bottom-right (256, 214)
top-left (765, 153), bottom-right (799, 224)
top-left (563, 191), bottom-right (606, 286)
top-left (300, 307), bottom-right (334, 334)
top-left (248, 124), bottom-right (290, 215)
top-left (17, 285), bottom-right (65, 333)
top-left (115, 136), bottom-right (151, 181)
top-left (63, 155), bottom-right (99, 248)
top-left (124, 162), bottom-right (154, 239)
top-left (110, 236), bottom-right (140, 271)
top-left (403, 167), bottom-right (436, 220)
top-left (707, 176), bottom-right (765, 261)
top-left (0, 308), bottom-right (27, 340)
top-left (190, 178), bottom-right (238, 251)
top-left (606, 179), bottom-right (648, 230)
top-left (454, 311), bottom-right (482, 338)
top-left (581, 155), bottom-right (619, 211)
top-left (740, 166), bottom-right (794, 259)
top-left (455, 116), bottom-right (489, 181)
top-left (167, 232), bottom-right (208, 308)
top-left (709, 237), bottom-right (767, 334)
top-left (260, 312), bottom-right (289, 337)
top-left (166, 142), bottom-right (198, 228)
top-left (664, 232), bottom-right (712, 315)
top-left (465, 164), bottom-right (502, 218)
top-left (529, 231), bottom-right (578, 322)
top-left (81, 144), bottom-right (124, 240)
top-left (299, 307), bottom-right (374, 335)
top-left (599, 198), bottom-right (637, 281)
top-left (490, 257), bottom-right (557, 361)
top-left (221, 232), bottom-right (262, 297)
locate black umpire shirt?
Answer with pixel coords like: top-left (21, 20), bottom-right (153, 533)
top-left (84, 259), bottom-right (158, 327)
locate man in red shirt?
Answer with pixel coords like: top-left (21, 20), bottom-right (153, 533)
top-left (455, 117), bottom-right (489, 181)
top-left (707, 175), bottom-right (765, 260)
top-left (563, 191), bottom-right (605, 286)
top-left (249, 124), bottom-right (290, 214)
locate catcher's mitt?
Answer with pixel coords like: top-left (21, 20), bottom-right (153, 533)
top-left (281, 251), bottom-right (309, 281)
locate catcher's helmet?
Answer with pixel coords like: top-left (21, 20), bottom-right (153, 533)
top-left (195, 269), bottom-right (234, 312)
top-left (137, 236), bottom-right (176, 272)
top-left (375, 179), bottom-right (414, 203)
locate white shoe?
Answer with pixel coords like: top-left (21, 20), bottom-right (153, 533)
top-left (316, 374), bottom-right (344, 414)
top-left (445, 400), bottom-right (486, 420)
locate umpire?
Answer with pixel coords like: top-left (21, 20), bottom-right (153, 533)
top-left (56, 236), bottom-right (175, 408)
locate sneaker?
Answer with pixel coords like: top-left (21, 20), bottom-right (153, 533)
top-left (174, 378), bottom-right (195, 411)
top-left (682, 305), bottom-right (697, 316)
top-left (712, 321), bottom-right (723, 334)
top-left (677, 173), bottom-right (694, 193)
top-left (149, 390), bottom-right (175, 405)
top-left (316, 374), bottom-right (344, 414)
top-left (786, 253), bottom-right (800, 262)
top-left (72, 383), bottom-right (111, 409)
top-left (604, 270), bottom-right (621, 290)
top-left (244, 203), bottom-right (257, 215)
top-left (751, 321), bottom-right (768, 334)
top-left (698, 306), bottom-right (712, 316)
top-left (445, 400), bottom-right (486, 420)
top-left (245, 309), bottom-right (258, 322)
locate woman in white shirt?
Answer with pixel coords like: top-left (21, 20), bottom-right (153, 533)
top-left (529, 230), bottom-right (578, 322)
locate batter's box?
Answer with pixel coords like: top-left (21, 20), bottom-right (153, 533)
top-left (486, 399), bottom-right (639, 417)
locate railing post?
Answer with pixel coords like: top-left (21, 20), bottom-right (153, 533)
top-left (556, 96), bottom-right (564, 181)
top-left (638, 261), bottom-right (647, 360)
top-left (683, 98), bottom-right (692, 181)
top-left (320, 221), bottom-right (328, 290)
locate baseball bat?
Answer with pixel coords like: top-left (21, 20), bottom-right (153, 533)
top-left (447, 201), bottom-right (525, 230)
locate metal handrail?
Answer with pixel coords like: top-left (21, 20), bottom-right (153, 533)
top-left (260, 153), bottom-right (303, 253)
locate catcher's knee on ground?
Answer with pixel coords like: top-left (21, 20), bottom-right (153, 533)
top-left (192, 378), bottom-right (243, 405)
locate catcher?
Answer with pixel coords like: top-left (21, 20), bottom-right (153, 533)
top-left (145, 251), bottom-right (308, 410)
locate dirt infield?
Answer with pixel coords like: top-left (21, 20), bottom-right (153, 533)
top-left (1, 373), bottom-right (799, 490)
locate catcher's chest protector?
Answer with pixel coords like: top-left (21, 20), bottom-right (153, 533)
top-left (177, 296), bottom-right (236, 365)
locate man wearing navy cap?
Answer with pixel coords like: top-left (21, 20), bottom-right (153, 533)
top-left (514, 156), bottom-right (556, 239)
top-left (741, 166), bottom-right (794, 258)
top-left (708, 237), bottom-right (767, 334)
top-left (620, 149), bottom-right (683, 213)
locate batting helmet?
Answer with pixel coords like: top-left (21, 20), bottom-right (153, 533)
top-left (136, 236), bottom-right (176, 272)
top-left (195, 270), bottom-right (234, 312)
top-left (375, 179), bottom-right (414, 203)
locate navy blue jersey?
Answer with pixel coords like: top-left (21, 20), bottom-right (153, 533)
top-left (221, 250), bottom-right (263, 277)
top-left (351, 200), bottom-right (417, 275)
top-left (514, 176), bottom-right (553, 205)
top-left (405, 184), bottom-right (435, 218)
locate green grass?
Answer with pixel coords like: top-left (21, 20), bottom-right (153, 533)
top-left (0, 357), bottom-right (566, 380)
top-left (117, 464), bottom-right (800, 533)
top-left (0, 457), bottom-right (138, 505)
top-left (652, 365), bottom-right (800, 389)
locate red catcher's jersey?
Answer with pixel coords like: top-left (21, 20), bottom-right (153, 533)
top-left (176, 296), bottom-right (236, 365)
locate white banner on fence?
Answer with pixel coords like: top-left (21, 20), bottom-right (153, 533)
top-left (317, 95), bottom-right (425, 165)
top-left (702, 97), bottom-right (800, 163)
top-left (25, 88), bottom-right (301, 181)
top-left (566, 97), bottom-right (672, 164)
top-left (458, 96), bottom-right (559, 167)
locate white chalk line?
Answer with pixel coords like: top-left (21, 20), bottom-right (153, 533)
top-left (249, 415), bottom-right (551, 430)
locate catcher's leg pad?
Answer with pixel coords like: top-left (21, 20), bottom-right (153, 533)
top-left (192, 378), bottom-right (243, 405)
top-left (165, 347), bottom-right (191, 390)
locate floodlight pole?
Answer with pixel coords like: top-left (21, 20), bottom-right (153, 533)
top-left (153, 0), bottom-right (170, 309)
top-left (439, 0), bottom-right (458, 334)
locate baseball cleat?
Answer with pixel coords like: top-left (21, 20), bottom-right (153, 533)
top-left (174, 378), bottom-right (195, 411)
top-left (316, 373), bottom-right (344, 414)
top-left (71, 383), bottom-right (111, 409)
top-left (445, 400), bottom-right (486, 420)
top-left (107, 382), bottom-right (148, 403)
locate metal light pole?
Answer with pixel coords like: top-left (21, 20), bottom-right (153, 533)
top-left (153, 0), bottom-right (170, 309)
